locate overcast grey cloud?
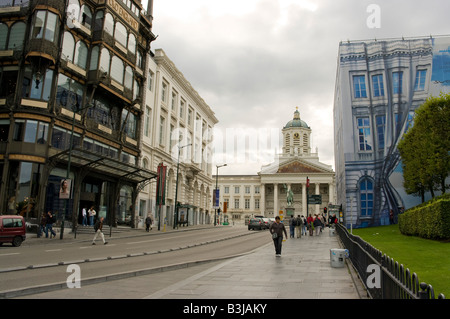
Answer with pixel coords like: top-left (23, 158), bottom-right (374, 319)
top-left (143, 0), bottom-right (450, 175)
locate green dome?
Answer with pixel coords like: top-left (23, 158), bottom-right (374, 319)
top-left (284, 108), bottom-right (309, 129)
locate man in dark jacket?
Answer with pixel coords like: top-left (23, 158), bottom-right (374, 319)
top-left (269, 216), bottom-right (288, 257)
top-left (92, 217), bottom-right (108, 245)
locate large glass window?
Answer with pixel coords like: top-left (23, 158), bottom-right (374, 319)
top-left (22, 67), bottom-right (54, 101)
top-left (104, 13), bottom-right (114, 35)
top-left (94, 10), bottom-right (104, 32)
top-left (8, 22), bottom-right (26, 50)
top-left (13, 119), bottom-right (48, 144)
top-left (360, 179), bottom-right (374, 217)
top-left (375, 115), bottom-right (386, 150)
top-left (128, 33), bottom-right (136, 54)
top-left (0, 23), bottom-right (7, 50)
top-left (124, 65), bottom-right (132, 90)
top-left (0, 119), bottom-right (9, 142)
top-left (357, 117), bottom-right (372, 151)
top-left (74, 41), bottom-right (88, 69)
top-left (56, 73), bottom-right (84, 111)
top-left (114, 22), bottom-right (127, 47)
top-left (414, 70), bottom-right (427, 91)
top-left (89, 46), bottom-right (99, 71)
top-left (372, 74), bottom-right (384, 97)
top-left (31, 10), bottom-right (59, 42)
top-left (99, 48), bottom-right (110, 74)
top-left (79, 5), bottom-right (92, 29)
top-left (51, 126), bottom-right (81, 149)
top-left (111, 56), bottom-right (124, 84)
top-left (393, 71), bottom-right (403, 94)
top-left (353, 75), bottom-right (367, 98)
top-left (62, 32), bottom-right (75, 62)
top-left (122, 109), bottom-right (137, 139)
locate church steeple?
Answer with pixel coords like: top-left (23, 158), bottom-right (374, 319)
top-left (282, 107), bottom-right (311, 157)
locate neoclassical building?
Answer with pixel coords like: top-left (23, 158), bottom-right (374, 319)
top-left (215, 108), bottom-right (335, 224)
top-left (138, 49), bottom-right (218, 228)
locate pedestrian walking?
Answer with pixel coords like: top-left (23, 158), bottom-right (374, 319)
top-left (269, 216), bottom-right (288, 257)
top-left (307, 214), bottom-right (314, 236)
top-left (289, 216), bottom-right (296, 238)
top-left (92, 217), bottom-right (108, 245)
top-left (295, 215), bottom-right (303, 238)
top-left (301, 215), bottom-right (307, 236)
top-left (145, 214), bottom-right (153, 232)
top-left (38, 212), bottom-right (46, 238)
top-left (313, 214), bottom-right (322, 236)
top-left (88, 206), bottom-right (96, 226)
top-left (45, 211), bottom-right (56, 238)
top-left (81, 207), bottom-right (87, 226)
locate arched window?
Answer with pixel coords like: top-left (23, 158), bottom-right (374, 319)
top-left (360, 178), bottom-right (374, 216)
top-left (114, 22), bottom-right (127, 47)
top-left (128, 33), bottom-right (136, 54)
top-left (104, 13), bottom-right (114, 35)
top-left (111, 56), bottom-right (124, 84)
top-left (79, 5), bottom-right (92, 29)
top-left (8, 22), bottom-right (26, 50)
top-left (31, 10), bottom-right (59, 42)
top-left (89, 46), bottom-right (99, 71)
top-left (124, 65), bottom-right (132, 89)
top-left (94, 10), bottom-right (104, 32)
top-left (99, 48), bottom-right (110, 74)
top-left (61, 31), bottom-right (75, 62)
top-left (133, 79), bottom-right (140, 101)
top-left (0, 23), bottom-right (7, 50)
top-left (74, 41), bottom-right (88, 69)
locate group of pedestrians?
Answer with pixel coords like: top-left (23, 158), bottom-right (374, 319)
top-left (270, 213), bottom-right (338, 257)
top-left (81, 206), bottom-right (97, 226)
top-left (38, 211), bottom-right (57, 238)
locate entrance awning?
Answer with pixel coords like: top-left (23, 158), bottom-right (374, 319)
top-left (50, 147), bottom-right (157, 184)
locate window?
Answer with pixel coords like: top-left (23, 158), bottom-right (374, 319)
top-left (235, 186), bottom-right (240, 194)
top-left (103, 13), bottom-right (113, 35)
top-left (357, 117), bottom-right (372, 151)
top-left (79, 5), bottom-right (92, 29)
top-left (255, 198), bottom-right (260, 209)
top-left (122, 109), bottom-right (137, 139)
top-left (393, 71), bottom-right (403, 94)
top-left (62, 32), bottom-right (75, 62)
top-left (161, 81), bottom-right (168, 103)
top-left (159, 116), bottom-right (165, 145)
top-left (114, 22), bottom-right (127, 47)
top-left (372, 74), bottom-right (384, 97)
top-left (22, 67), bottom-right (54, 101)
top-left (224, 186), bottom-right (229, 194)
top-left (8, 22), bottom-right (26, 50)
top-left (111, 56), bottom-right (124, 84)
top-left (234, 199), bottom-right (239, 209)
top-left (245, 186), bottom-right (251, 194)
top-left (148, 70), bottom-right (154, 91)
top-left (360, 179), bottom-right (374, 216)
top-left (144, 106), bottom-right (151, 137)
top-left (89, 46), bottom-right (99, 71)
top-left (414, 70), bottom-right (427, 91)
top-left (171, 91), bottom-right (177, 111)
top-left (56, 74), bottom-right (84, 111)
top-left (0, 119), bottom-right (10, 142)
top-left (128, 33), bottom-right (136, 54)
top-left (375, 115), bottom-right (386, 150)
top-left (254, 186), bottom-right (260, 194)
top-left (124, 66), bottom-right (133, 90)
top-left (94, 10), bottom-right (104, 32)
top-left (31, 10), bottom-right (59, 42)
top-left (99, 48), bottom-right (110, 74)
top-left (0, 68), bottom-right (18, 99)
top-left (73, 41), bottom-right (88, 69)
top-left (51, 126), bottom-right (81, 149)
top-left (0, 23), bottom-right (7, 50)
top-left (353, 75), bottom-right (367, 98)
top-left (13, 119), bottom-right (48, 144)
top-left (245, 199), bottom-right (250, 209)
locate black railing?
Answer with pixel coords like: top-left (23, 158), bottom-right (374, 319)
top-left (335, 223), bottom-right (445, 299)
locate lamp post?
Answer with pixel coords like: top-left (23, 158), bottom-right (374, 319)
top-left (215, 164), bottom-right (227, 226)
top-left (60, 103), bottom-right (93, 239)
top-left (173, 143), bottom-right (191, 229)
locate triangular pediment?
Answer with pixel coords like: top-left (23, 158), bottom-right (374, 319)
top-left (276, 160), bottom-right (324, 174)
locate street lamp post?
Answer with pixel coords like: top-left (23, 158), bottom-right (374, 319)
top-left (173, 143), bottom-right (191, 229)
top-left (215, 164), bottom-right (227, 226)
top-left (60, 103), bottom-right (93, 239)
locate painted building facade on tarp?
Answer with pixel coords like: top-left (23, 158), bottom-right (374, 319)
top-left (333, 36), bottom-right (450, 228)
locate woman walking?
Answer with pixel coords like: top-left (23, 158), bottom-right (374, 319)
top-left (269, 216), bottom-right (288, 257)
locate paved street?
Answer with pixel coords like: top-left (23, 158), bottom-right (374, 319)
top-left (7, 225), bottom-right (367, 300)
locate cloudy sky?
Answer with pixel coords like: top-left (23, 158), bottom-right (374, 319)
top-left (142, 0), bottom-right (450, 175)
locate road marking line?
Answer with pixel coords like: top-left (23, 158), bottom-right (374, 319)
top-left (45, 249), bottom-right (61, 252)
top-left (0, 253), bottom-right (20, 257)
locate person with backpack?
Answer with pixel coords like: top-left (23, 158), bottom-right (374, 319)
top-left (289, 216), bottom-right (296, 238)
top-left (295, 215), bottom-right (303, 238)
top-left (92, 217), bottom-right (108, 245)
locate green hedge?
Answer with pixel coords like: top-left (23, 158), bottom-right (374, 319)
top-left (399, 193), bottom-right (450, 240)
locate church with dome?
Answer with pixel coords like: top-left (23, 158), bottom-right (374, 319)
top-left (215, 108), bottom-right (336, 224)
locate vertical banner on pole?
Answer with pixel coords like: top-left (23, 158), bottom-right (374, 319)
top-left (156, 163), bottom-right (167, 231)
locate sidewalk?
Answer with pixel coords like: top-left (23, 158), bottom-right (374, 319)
top-left (144, 230), bottom-right (367, 299)
top-left (16, 227), bottom-right (368, 299)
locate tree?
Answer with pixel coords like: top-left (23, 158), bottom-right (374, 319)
top-left (398, 93), bottom-right (450, 201)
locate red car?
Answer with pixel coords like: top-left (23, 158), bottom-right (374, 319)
top-left (0, 215), bottom-right (26, 247)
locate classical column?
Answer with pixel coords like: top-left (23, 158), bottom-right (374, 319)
top-left (260, 183), bottom-right (265, 216)
top-left (328, 183), bottom-right (334, 204)
top-left (302, 182), bottom-right (307, 216)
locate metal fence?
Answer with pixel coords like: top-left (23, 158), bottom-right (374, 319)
top-left (335, 223), bottom-right (445, 299)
